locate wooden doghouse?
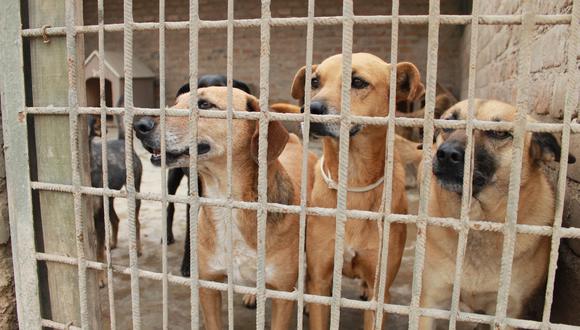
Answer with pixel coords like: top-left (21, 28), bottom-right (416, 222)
top-left (84, 50), bottom-right (156, 108)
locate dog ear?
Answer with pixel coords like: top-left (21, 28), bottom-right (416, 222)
top-left (395, 62), bottom-right (425, 102)
top-left (530, 132), bottom-right (576, 164)
top-left (291, 65), bottom-right (318, 103)
top-left (247, 95), bottom-right (290, 163)
top-left (434, 94), bottom-right (454, 119)
top-left (233, 79), bottom-right (252, 95)
top-left (251, 121), bottom-right (289, 164)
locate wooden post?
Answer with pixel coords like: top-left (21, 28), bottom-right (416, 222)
top-left (27, 0), bottom-right (102, 328)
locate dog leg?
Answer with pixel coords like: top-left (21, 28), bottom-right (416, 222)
top-left (200, 287), bottom-right (222, 330)
top-left (418, 281), bottom-right (452, 330)
top-left (242, 294), bottom-right (257, 309)
top-left (94, 204), bottom-right (107, 288)
top-left (306, 242), bottom-right (334, 330)
top-left (109, 198), bottom-right (119, 250)
top-left (271, 298), bottom-right (295, 330)
top-left (135, 197), bottom-right (142, 256)
top-left (165, 168), bottom-right (184, 245)
top-left (181, 203), bottom-right (191, 277)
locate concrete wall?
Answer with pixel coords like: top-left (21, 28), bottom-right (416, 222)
top-left (83, 0), bottom-right (467, 105)
top-left (460, 0), bottom-right (580, 325)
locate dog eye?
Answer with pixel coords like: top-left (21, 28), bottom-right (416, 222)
top-left (487, 130), bottom-right (512, 140)
top-left (311, 77), bottom-right (320, 89)
top-left (197, 99), bottom-right (213, 109)
top-left (351, 77), bottom-right (369, 89)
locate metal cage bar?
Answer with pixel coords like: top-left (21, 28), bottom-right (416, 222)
top-left (97, 0), bottom-right (118, 326)
top-left (122, 0), bottom-right (142, 327)
top-left (187, 0), bottom-right (201, 328)
top-left (296, 0), bottom-right (316, 328)
top-left (19, 14), bottom-right (578, 38)
top-left (409, 0), bottom-right (440, 328)
top-left (540, 0), bottom-right (580, 326)
top-left (65, 0), bottom-right (91, 327)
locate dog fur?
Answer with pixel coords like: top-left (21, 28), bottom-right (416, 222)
top-left (134, 86), bottom-right (317, 329)
top-left (419, 99), bottom-right (576, 329)
top-left (88, 115), bottom-right (143, 288)
top-left (291, 53), bottom-right (425, 329)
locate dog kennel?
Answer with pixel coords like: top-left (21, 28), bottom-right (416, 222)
top-left (1, 0), bottom-right (579, 329)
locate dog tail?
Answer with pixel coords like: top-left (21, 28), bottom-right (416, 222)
top-left (270, 103), bottom-right (301, 114)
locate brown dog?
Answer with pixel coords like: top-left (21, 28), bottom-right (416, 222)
top-left (419, 99), bottom-right (576, 328)
top-left (134, 87), bottom-right (317, 329)
top-left (291, 53), bottom-right (425, 329)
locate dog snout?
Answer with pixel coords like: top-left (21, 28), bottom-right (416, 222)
top-left (436, 141), bottom-right (464, 166)
top-left (307, 101), bottom-right (328, 115)
top-left (133, 117), bottom-right (156, 138)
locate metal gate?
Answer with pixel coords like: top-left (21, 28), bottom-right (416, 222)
top-left (1, 0), bottom-right (580, 329)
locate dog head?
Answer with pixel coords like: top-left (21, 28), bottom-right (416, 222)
top-left (432, 99), bottom-right (576, 195)
top-left (134, 87), bottom-right (289, 169)
top-left (291, 53), bottom-right (424, 138)
top-left (176, 75), bottom-right (252, 98)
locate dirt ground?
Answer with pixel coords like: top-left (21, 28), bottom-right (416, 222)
top-left (97, 130), bottom-right (419, 329)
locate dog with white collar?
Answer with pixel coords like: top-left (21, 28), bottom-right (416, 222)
top-left (291, 53), bottom-right (425, 329)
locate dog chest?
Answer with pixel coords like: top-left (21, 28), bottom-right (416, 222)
top-left (205, 206), bottom-right (276, 286)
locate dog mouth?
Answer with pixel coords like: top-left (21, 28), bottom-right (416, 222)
top-left (146, 142), bottom-right (211, 166)
top-left (310, 123), bottom-right (362, 138)
top-left (433, 165), bottom-right (489, 195)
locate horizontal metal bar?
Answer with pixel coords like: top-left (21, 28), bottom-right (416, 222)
top-left (22, 106), bottom-right (579, 132)
top-left (41, 319), bottom-right (82, 330)
top-left (21, 14), bottom-right (574, 38)
top-left (28, 181), bottom-right (580, 239)
top-left (36, 252), bottom-right (575, 330)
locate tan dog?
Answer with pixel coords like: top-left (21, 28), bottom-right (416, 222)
top-left (134, 87), bottom-right (317, 330)
top-left (291, 53), bottom-right (425, 329)
top-left (419, 99), bottom-right (576, 329)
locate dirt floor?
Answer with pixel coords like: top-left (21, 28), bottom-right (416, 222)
top-left (97, 130), bottom-right (419, 329)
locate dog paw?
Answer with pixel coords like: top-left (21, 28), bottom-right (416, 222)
top-left (160, 237), bottom-right (176, 245)
top-left (181, 267), bottom-right (190, 278)
top-left (242, 294), bottom-right (257, 309)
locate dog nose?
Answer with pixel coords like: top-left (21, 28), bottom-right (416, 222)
top-left (308, 101), bottom-right (328, 115)
top-left (133, 117), bottom-right (155, 136)
top-left (436, 141), bottom-right (464, 165)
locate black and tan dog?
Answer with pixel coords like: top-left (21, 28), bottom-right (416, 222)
top-left (419, 99), bottom-right (576, 329)
top-left (88, 112), bottom-right (143, 287)
top-left (134, 87), bottom-right (317, 329)
top-left (291, 53), bottom-right (425, 329)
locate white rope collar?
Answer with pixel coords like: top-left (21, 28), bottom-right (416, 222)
top-left (319, 156), bottom-right (385, 193)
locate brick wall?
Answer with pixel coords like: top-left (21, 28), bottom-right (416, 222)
top-left (83, 0), bottom-right (467, 105)
top-left (460, 0), bottom-right (580, 325)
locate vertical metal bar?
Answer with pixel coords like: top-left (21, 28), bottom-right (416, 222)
top-left (122, 0), bottom-right (142, 327)
top-left (0, 1), bottom-right (42, 328)
top-left (256, 1), bottom-right (272, 328)
top-left (373, 0), bottom-right (399, 328)
top-left (158, 0), bottom-right (169, 328)
top-left (540, 0), bottom-right (579, 326)
top-left (97, 0), bottom-right (118, 326)
top-left (225, 0), bottom-right (236, 328)
top-left (493, 4), bottom-right (536, 329)
top-left (296, 0), bottom-right (315, 328)
top-left (448, 1), bottom-right (479, 329)
top-left (188, 0), bottom-right (201, 328)
top-left (408, 0), bottom-right (440, 328)
top-left (65, 0), bottom-right (90, 327)
top-left (329, 1), bottom-right (354, 328)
